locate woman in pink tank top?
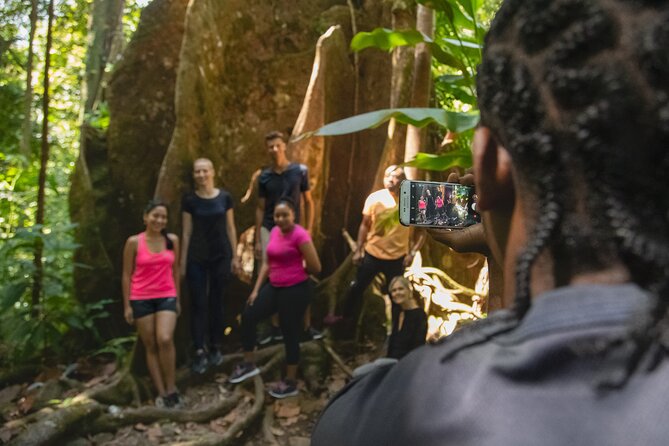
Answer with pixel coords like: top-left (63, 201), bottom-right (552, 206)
top-left (122, 201), bottom-right (182, 408)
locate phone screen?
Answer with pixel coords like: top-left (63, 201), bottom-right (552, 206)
top-left (404, 181), bottom-right (480, 228)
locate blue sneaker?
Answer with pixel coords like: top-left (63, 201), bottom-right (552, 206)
top-left (228, 361), bottom-right (260, 384)
top-left (268, 379), bottom-right (298, 399)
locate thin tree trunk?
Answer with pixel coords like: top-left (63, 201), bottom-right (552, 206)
top-left (372, 0), bottom-right (415, 188)
top-left (403, 4), bottom-right (434, 180)
top-left (31, 0), bottom-right (55, 314)
top-left (20, 0), bottom-right (39, 157)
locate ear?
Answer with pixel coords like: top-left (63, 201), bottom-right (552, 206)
top-left (472, 127), bottom-right (515, 211)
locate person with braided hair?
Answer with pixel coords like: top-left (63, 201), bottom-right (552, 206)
top-left (312, 1), bottom-right (669, 445)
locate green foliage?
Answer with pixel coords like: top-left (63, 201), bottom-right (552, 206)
top-left (0, 0), bottom-right (149, 366)
top-left (0, 225), bottom-right (112, 362)
top-left (295, 107), bottom-right (479, 141)
top-left (94, 335), bottom-right (137, 366)
top-left (304, 0), bottom-right (503, 171)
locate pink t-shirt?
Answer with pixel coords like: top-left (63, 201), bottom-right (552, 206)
top-left (130, 232), bottom-right (177, 299)
top-left (266, 224), bottom-right (311, 287)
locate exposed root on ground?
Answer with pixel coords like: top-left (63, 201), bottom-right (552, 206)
top-left (2, 342), bottom-right (325, 445)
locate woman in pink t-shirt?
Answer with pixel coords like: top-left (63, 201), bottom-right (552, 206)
top-left (122, 201), bottom-right (181, 408)
top-left (229, 198), bottom-right (321, 398)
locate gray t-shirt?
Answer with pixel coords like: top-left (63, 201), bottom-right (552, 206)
top-left (312, 284), bottom-right (667, 446)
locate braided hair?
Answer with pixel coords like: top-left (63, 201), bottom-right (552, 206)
top-left (477, 0), bottom-right (669, 386)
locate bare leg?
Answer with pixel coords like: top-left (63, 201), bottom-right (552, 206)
top-left (136, 314), bottom-right (166, 396)
top-left (155, 310), bottom-right (178, 394)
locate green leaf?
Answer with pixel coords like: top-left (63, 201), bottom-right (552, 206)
top-left (430, 44), bottom-right (469, 72)
top-left (350, 28), bottom-right (428, 52)
top-left (295, 108), bottom-right (479, 141)
top-left (403, 147), bottom-right (474, 170)
top-left (0, 282), bottom-right (28, 312)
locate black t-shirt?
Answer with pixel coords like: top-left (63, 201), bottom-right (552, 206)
top-left (387, 307), bottom-right (428, 360)
top-left (181, 190), bottom-right (234, 263)
top-left (258, 163), bottom-right (309, 230)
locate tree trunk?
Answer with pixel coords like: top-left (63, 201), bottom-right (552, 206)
top-left (371, 0), bottom-right (415, 189)
top-left (84, 0), bottom-right (125, 114)
top-left (403, 4), bottom-right (434, 180)
top-left (20, 0), bottom-right (39, 157)
top-left (31, 0), bottom-right (55, 315)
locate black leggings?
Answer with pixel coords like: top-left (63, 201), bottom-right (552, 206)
top-left (343, 252), bottom-right (405, 322)
top-left (187, 258), bottom-right (230, 350)
top-left (241, 280), bottom-right (311, 365)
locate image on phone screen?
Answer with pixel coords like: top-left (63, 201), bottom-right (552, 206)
top-left (400, 180), bottom-right (480, 228)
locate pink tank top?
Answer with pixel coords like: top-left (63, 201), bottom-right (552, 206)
top-left (130, 232), bottom-right (177, 300)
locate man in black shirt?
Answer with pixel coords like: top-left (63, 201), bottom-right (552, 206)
top-left (254, 131), bottom-right (320, 342)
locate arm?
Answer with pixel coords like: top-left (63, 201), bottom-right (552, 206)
top-left (255, 197), bottom-right (265, 260)
top-left (299, 240), bottom-right (321, 275)
top-left (302, 190), bottom-right (315, 233)
top-left (121, 236), bottom-right (137, 325)
top-left (226, 208), bottom-right (241, 274)
top-left (403, 228), bottom-right (427, 267)
top-left (181, 212), bottom-right (192, 277)
top-left (353, 214), bottom-right (372, 265)
top-left (248, 261), bottom-right (269, 306)
top-left (169, 234), bottom-right (181, 315)
top-left (412, 312), bottom-right (428, 350)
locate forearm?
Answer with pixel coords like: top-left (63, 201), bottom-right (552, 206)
top-left (253, 263), bottom-right (269, 293)
top-left (122, 275), bottom-right (131, 308)
top-left (305, 199), bottom-right (314, 233)
top-left (355, 223), bottom-right (370, 253)
top-left (227, 226), bottom-right (238, 260)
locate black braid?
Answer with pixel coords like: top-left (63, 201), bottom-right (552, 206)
top-left (478, 0), bottom-right (669, 386)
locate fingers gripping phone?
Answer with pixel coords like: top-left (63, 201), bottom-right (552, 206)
top-left (399, 180), bottom-right (480, 228)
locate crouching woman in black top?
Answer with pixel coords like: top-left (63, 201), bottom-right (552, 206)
top-left (387, 276), bottom-right (427, 360)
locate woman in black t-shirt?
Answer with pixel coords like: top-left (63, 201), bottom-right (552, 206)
top-left (387, 276), bottom-right (427, 360)
top-left (181, 158), bottom-right (241, 374)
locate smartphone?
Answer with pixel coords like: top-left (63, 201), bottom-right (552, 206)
top-left (399, 180), bottom-right (480, 228)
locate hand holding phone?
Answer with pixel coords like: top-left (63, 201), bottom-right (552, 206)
top-left (399, 180), bottom-right (480, 229)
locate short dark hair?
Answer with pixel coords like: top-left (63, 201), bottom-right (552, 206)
top-left (265, 131), bottom-right (288, 144)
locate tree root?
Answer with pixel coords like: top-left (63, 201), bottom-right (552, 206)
top-left (88, 389), bottom-right (243, 434)
top-left (322, 342), bottom-right (353, 378)
top-left (2, 344), bottom-right (325, 445)
top-left (7, 395), bottom-right (103, 446)
top-left (262, 400), bottom-right (280, 446)
top-left (171, 375), bottom-right (265, 446)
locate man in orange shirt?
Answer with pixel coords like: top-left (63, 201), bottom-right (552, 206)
top-left (325, 165), bottom-right (425, 326)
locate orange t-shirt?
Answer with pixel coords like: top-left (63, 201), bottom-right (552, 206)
top-left (362, 189), bottom-right (410, 260)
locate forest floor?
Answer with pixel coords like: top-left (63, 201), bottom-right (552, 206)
top-left (0, 339), bottom-right (381, 445)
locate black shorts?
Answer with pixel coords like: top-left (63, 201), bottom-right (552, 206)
top-left (130, 297), bottom-right (177, 319)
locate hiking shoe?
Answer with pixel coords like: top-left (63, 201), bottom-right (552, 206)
top-left (192, 350), bottom-right (208, 374)
top-left (301, 326), bottom-right (324, 342)
top-left (155, 395), bottom-right (167, 408)
top-left (307, 326), bottom-right (324, 340)
top-left (323, 314), bottom-right (343, 326)
top-left (271, 326), bottom-right (283, 342)
top-left (257, 327), bottom-right (273, 346)
top-left (164, 392), bottom-right (184, 409)
top-left (228, 361), bottom-right (260, 384)
top-left (209, 348), bottom-right (224, 367)
top-left (268, 379), bottom-right (299, 399)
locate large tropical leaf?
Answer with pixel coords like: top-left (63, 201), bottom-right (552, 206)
top-left (294, 108), bottom-right (479, 141)
top-left (403, 146), bottom-right (473, 170)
